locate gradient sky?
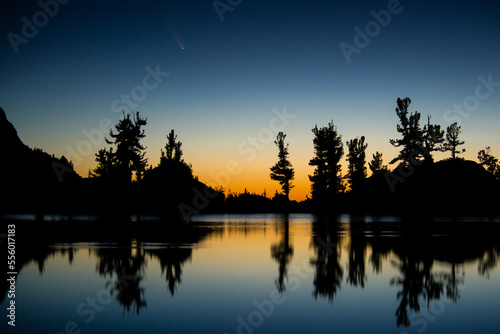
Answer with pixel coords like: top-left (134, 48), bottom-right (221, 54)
top-left (1, 0), bottom-right (499, 201)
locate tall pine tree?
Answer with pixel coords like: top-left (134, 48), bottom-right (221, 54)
top-left (389, 97), bottom-right (443, 165)
top-left (346, 136), bottom-right (368, 192)
top-left (270, 132), bottom-right (295, 200)
top-left (98, 111), bottom-right (148, 182)
top-left (442, 122), bottom-right (465, 159)
top-left (309, 121), bottom-right (344, 200)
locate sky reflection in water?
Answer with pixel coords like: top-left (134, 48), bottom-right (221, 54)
top-left (1, 214), bottom-right (499, 334)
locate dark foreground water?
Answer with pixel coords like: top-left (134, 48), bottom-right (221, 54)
top-left (1, 213), bottom-right (500, 334)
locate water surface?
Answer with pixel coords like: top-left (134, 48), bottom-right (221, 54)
top-left (1, 213), bottom-right (499, 333)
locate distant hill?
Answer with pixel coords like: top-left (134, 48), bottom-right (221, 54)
top-left (394, 159), bottom-right (499, 217)
top-left (353, 158), bottom-right (500, 217)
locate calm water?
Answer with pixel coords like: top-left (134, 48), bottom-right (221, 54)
top-left (2, 214), bottom-right (500, 334)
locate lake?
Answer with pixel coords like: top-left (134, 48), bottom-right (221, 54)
top-left (1, 213), bottom-right (499, 334)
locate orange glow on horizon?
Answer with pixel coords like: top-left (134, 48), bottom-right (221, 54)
top-left (73, 134), bottom-right (492, 203)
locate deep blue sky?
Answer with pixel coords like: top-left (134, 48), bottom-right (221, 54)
top-left (1, 0), bottom-right (499, 199)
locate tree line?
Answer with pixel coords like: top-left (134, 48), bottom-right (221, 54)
top-left (268, 97), bottom-right (499, 202)
top-left (90, 112), bottom-right (192, 184)
top-left (90, 97), bottom-right (500, 204)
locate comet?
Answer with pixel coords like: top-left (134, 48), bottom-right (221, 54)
top-left (169, 27), bottom-right (184, 50)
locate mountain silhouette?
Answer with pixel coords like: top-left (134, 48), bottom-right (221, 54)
top-left (0, 107), bottom-right (223, 218)
top-left (0, 107), bottom-right (80, 215)
top-left (0, 107), bottom-right (30, 155)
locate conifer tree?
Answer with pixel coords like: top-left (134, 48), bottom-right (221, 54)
top-left (368, 151), bottom-right (388, 175)
top-left (270, 132), bottom-right (295, 200)
top-left (346, 136), bottom-right (368, 192)
top-left (309, 121), bottom-right (344, 200)
top-left (442, 122), bottom-right (465, 159)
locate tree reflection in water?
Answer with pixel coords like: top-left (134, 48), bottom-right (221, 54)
top-left (310, 217), bottom-right (343, 303)
top-left (1, 217), bottom-right (499, 329)
top-left (271, 215), bottom-right (294, 293)
top-left (95, 246), bottom-right (147, 315)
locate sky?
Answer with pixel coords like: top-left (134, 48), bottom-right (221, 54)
top-left (1, 0), bottom-right (499, 201)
